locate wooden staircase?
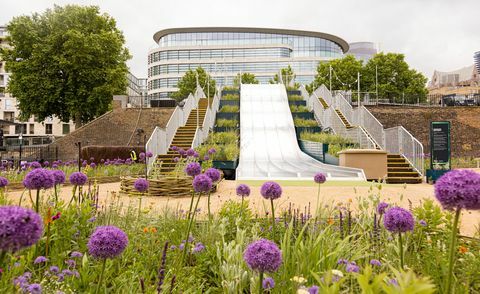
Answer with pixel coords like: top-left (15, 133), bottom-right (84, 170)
top-left (318, 97), bottom-right (329, 109)
top-left (335, 109), bottom-right (353, 129)
top-left (153, 98), bottom-right (208, 175)
top-left (386, 154), bottom-right (422, 184)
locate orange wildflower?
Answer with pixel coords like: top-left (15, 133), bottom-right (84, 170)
top-left (143, 227), bottom-right (149, 233)
top-left (327, 218), bottom-right (334, 225)
top-left (150, 227), bottom-right (157, 233)
top-left (458, 246), bottom-right (468, 254)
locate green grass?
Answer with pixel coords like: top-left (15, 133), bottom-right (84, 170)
top-left (236, 180), bottom-right (394, 187)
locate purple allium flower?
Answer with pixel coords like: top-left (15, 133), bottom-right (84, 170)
top-left (389, 278), bottom-right (399, 286)
top-left (34, 256), bottom-right (48, 264)
top-left (62, 269), bottom-right (73, 276)
top-left (87, 216), bottom-right (96, 223)
top-left (90, 163), bottom-right (96, 168)
top-left (0, 176), bottom-right (9, 188)
top-left (203, 155), bottom-right (210, 161)
top-left (346, 263), bottom-right (360, 273)
top-left (49, 266), bottom-right (60, 274)
top-left (82, 160), bottom-right (87, 167)
top-left (434, 169), bottom-right (480, 210)
top-left (173, 157), bottom-right (180, 163)
top-left (260, 181), bottom-right (282, 200)
top-left (262, 277), bottom-right (275, 289)
top-left (337, 259), bottom-right (349, 265)
top-left (134, 178), bottom-right (149, 193)
top-left (207, 148), bottom-right (216, 155)
top-left (87, 226), bottom-right (128, 259)
top-left (370, 259), bottom-right (382, 266)
top-left (69, 172), bottom-right (88, 186)
top-left (308, 285), bottom-right (319, 294)
top-left (236, 184), bottom-right (251, 197)
top-left (57, 273), bottom-right (65, 282)
top-left (205, 168), bottom-right (221, 182)
top-left (27, 283), bottom-right (42, 294)
top-left (139, 152), bottom-right (146, 160)
top-left (186, 148), bottom-right (195, 157)
top-left (43, 161), bottom-right (49, 167)
top-left (192, 242), bottom-right (205, 253)
top-left (178, 149), bottom-right (186, 157)
top-left (146, 151), bottom-right (153, 158)
top-left (100, 159), bottom-right (105, 163)
top-left (23, 168), bottom-right (55, 190)
top-left (65, 259), bottom-right (76, 268)
top-left (192, 174), bottom-right (212, 193)
top-left (383, 207), bottom-right (415, 233)
top-left (419, 220), bottom-right (427, 227)
top-left (170, 245), bottom-right (177, 250)
top-left (377, 202), bottom-right (389, 215)
top-left (30, 162), bottom-right (42, 169)
top-left (171, 146), bottom-right (178, 151)
top-left (314, 173), bottom-right (326, 184)
top-left (70, 251), bottom-right (83, 258)
top-left (185, 162), bottom-right (202, 177)
top-left (243, 239), bottom-right (282, 273)
top-left (0, 206), bottom-right (43, 252)
top-left (50, 170), bottom-right (66, 185)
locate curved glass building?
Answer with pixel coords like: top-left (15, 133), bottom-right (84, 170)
top-left (148, 27), bottom-right (349, 98)
top-left (475, 51), bottom-right (480, 75)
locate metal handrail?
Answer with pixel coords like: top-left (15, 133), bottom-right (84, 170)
top-left (355, 106), bottom-right (385, 149)
top-left (192, 91), bottom-right (220, 148)
top-left (385, 126), bottom-right (424, 176)
top-left (334, 92), bottom-right (354, 124)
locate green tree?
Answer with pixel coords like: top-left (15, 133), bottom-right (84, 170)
top-left (308, 55), bottom-right (363, 94)
top-left (269, 65), bottom-right (300, 89)
top-left (233, 72), bottom-right (258, 86)
top-left (1, 5), bottom-right (130, 127)
top-left (171, 67), bottom-right (216, 102)
top-left (363, 53), bottom-right (428, 103)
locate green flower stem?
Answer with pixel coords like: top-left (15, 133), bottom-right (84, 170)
top-left (35, 189), bottom-right (40, 213)
top-left (446, 208), bottom-right (461, 293)
top-left (0, 250), bottom-right (7, 270)
top-left (258, 272), bottom-right (264, 294)
top-left (95, 259), bottom-right (107, 294)
top-left (240, 196), bottom-right (244, 219)
top-left (315, 184), bottom-right (321, 219)
top-left (398, 232), bottom-right (404, 269)
top-left (207, 192), bottom-right (211, 221)
top-left (270, 199), bottom-right (275, 240)
top-left (186, 190), bottom-right (195, 221)
top-left (182, 193), bottom-right (202, 264)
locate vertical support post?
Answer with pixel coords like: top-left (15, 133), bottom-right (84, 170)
top-left (329, 65), bottom-right (332, 93)
top-left (375, 65), bottom-right (378, 105)
top-left (75, 141), bottom-right (82, 172)
top-left (357, 72), bottom-right (361, 108)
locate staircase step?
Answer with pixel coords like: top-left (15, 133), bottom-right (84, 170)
top-left (388, 167), bottom-right (414, 172)
top-left (388, 172), bottom-right (420, 177)
top-left (387, 163), bottom-right (411, 167)
top-left (387, 158), bottom-right (407, 163)
top-left (386, 177), bottom-right (423, 184)
top-left (387, 154), bottom-right (402, 158)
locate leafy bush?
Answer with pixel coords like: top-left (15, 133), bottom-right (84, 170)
top-left (222, 86), bottom-right (239, 91)
top-left (218, 200), bottom-right (253, 241)
top-left (216, 119), bottom-right (238, 127)
top-left (300, 132), bottom-right (355, 144)
top-left (196, 143), bottom-right (239, 161)
top-left (288, 94), bottom-right (303, 101)
top-left (294, 118), bottom-right (318, 127)
top-left (219, 105), bottom-right (239, 113)
top-left (222, 94), bottom-right (240, 100)
top-left (289, 105), bottom-right (310, 112)
top-left (206, 131), bottom-right (238, 144)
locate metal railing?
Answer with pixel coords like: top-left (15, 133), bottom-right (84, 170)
top-left (385, 126), bottom-right (424, 176)
top-left (146, 90), bottom-right (200, 173)
top-left (192, 90), bottom-right (221, 149)
top-left (354, 106), bottom-right (385, 149)
top-left (334, 92), bottom-right (354, 124)
top-left (316, 85), bottom-right (334, 107)
top-left (302, 85), bottom-right (332, 129)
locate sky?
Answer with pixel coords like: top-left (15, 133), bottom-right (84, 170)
top-left (1, 0), bottom-right (479, 80)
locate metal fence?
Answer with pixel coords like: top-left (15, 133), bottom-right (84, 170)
top-left (0, 145), bottom-right (58, 165)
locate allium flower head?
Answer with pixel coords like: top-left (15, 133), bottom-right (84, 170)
top-left (23, 168), bottom-right (55, 190)
top-left (419, 220), bottom-right (427, 227)
top-left (262, 277), bottom-right (275, 289)
top-left (134, 178), bottom-right (149, 193)
top-left (260, 181), bottom-right (282, 200)
top-left (0, 206), bottom-right (43, 252)
top-left (346, 263), bottom-right (360, 273)
top-left (0, 176), bottom-right (9, 188)
top-left (370, 259), bottom-right (382, 266)
top-left (50, 170), bottom-right (66, 185)
top-left (34, 256), bottom-right (48, 264)
top-left (205, 168), bottom-right (221, 182)
top-left (192, 174), bottom-right (212, 193)
top-left (170, 146), bottom-right (178, 151)
top-left (49, 266), bottom-right (60, 274)
top-left (69, 172), bottom-right (88, 186)
top-left (383, 207), bottom-right (415, 233)
top-left (87, 226), bottom-right (128, 259)
top-left (434, 169), bottom-right (480, 210)
top-left (314, 173), bottom-right (326, 184)
top-left (139, 152), bottom-right (146, 160)
top-left (308, 285), bottom-right (319, 294)
top-left (27, 283), bottom-right (42, 294)
top-left (185, 162), bottom-right (201, 177)
top-left (192, 242), bottom-right (205, 253)
top-left (207, 148), bottom-right (216, 155)
top-left (203, 155), bottom-right (210, 161)
top-left (243, 239), bottom-right (282, 273)
top-left (186, 148), bottom-right (195, 157)
top-left (146, 151), bottom-right (153, 158)
top-left (236, 184), bottom-right (251, 197)
top-left (377, 202), bottom-right (389, 215)
top-left (30, 162), bottom-right (42, 169)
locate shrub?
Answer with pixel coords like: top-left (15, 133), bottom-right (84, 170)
top-left (218, 200), bottom-right (253, 241)
top-left (82, 146), bottom-right (144, 163)
top-left (216, 119), bottom-right (238, 127)
top-left (300, 132), bottom-right (355, 144)
top-left (287, 95), bottom-right (303, 101)
top-left (219, 105), bottom-right (240, 113)
top-left (289, 105), bottom-right (310, 112)
top-left (293, 118), bottom-right (318, 127)
top-left (222, 94), bottom-right (240, 100)
top-left (207, 132), bottom-right (238, 144)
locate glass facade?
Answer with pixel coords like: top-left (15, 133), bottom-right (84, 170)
top-left (148, 29), bottom-right (348, 98)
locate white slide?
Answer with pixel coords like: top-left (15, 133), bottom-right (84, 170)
top-left (236, 84), bottom-right (365, 180)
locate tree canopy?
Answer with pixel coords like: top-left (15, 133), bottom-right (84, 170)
top-left (171, 67), bottom-right (216, 102)
top-left (1, 5), bottom-right (130, 127)
top-left (233, 73), bottom-right (258, 86)
top-left (269, 66), bottom-right (300, 89)
top-left (308, 53), bottom-right (428, 103)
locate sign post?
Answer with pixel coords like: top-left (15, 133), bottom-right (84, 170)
top-left (427, 121), bottom-right (451, 182)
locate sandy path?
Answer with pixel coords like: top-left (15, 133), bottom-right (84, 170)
top-left (5, 179), bottom-right (479, 236)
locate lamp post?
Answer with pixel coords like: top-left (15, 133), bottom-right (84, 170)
top-left (18, 132), bottom-right (23, 170)
top-left (75, 141), bottom-right (82, 172)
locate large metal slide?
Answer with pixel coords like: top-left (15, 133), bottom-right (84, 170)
top-left (236, 84), bottom-right (365, 180)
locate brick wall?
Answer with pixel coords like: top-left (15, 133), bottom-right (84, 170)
top-left (51, 107), bottom-right (174, 160)
top-left (367, 106), bottom-right (480, 158)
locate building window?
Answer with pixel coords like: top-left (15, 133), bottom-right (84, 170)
top-left (62, 124), bottom-right (70, 135)
top-left (29, 123), bottom-right (34, 134)
top-left (45, 124), bottom-right (52, 134)
top-left (3, 111), bottom-right (14, 122)
top-left (15, 124), bottom-right (27, 134)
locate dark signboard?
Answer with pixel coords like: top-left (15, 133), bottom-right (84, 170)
top-left (430, 121), bottom-right (450, 170)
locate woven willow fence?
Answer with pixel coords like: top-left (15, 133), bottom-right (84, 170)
top-left (120, 176), bottom-right (193, 197)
